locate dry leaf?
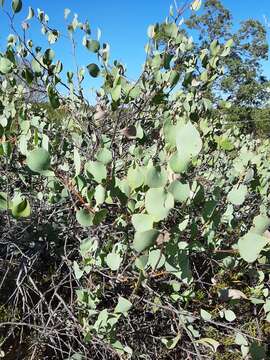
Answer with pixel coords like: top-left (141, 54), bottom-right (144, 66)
top-left (219, 288), bottom-right (247, 301)
top-left (93, 104), bottom-right (106, 121)
top-left (157, 231), bottom-right (170, 245)
top-left (120, 125), bottom-right (137, 139)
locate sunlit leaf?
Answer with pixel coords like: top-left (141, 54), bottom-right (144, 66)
top-left (133, 229), bottom-right (159, 252)
top-left (76, 208), bottom-right (94, 227)
top-left (238, 232), bottom-right (268, 263)
top-left (0, 57), bottom-right (13, 74)
top-left (132, 214), bottom-right (154, 232)
top-left (227, 184), bottom-right (247, 206)
top-left (114, 296), bottom-right (132, 314)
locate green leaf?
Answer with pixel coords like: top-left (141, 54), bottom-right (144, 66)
top-left (227, 184), bottom-right (247, 206)
top-left (147, 24), bottom-right (155, 39)
top-left (163, 121), bottom-right (176, 148)
top-left (22, 68), bottom-right (34, 84)
top-left (80, 238), bottom-right (98, 258)
top-left (86, 39), bottom-right (100, 53)
top-left (0, 57), bottom-right (13, 74)
top-left (168, 70), bottom-right (180, 87)
top-left (176, 122), bottom-right (202, 158)
top-left (163, 23), bottom-right (178, 38)
top-left (145, 187), bottom-right (174, 222)
top-left (168, 180), bottom-right (190, 203)
top-left (169, 151), bottom-right (190, 174)
top-left (47, 85), bottom-right (60, 109)
top-left (161, 334), bottom-right (181, 349)
top-left (87, 63), bottom-right (100, 77)
top-left (93, 209), bottom-right (107, 225)
top-left (96, 148), bottom-right (112, 164)
top-left (219, 137), bottom-right (234, 151)
top-left (224, 309), bottom-right (236, 322)
top-left (12, 0), bottom-right (22, 13)
top-left (76, 209), bottom-right (94, 227)
top-left (251, 214), bottom-right (270, 235)
top-left (200, 309), bottom-right (212, 321)
top-left (148, 249), bottom-right (165, 269)
top-left (73, 261), bottom-right (84, 280)
top-left (145, 164), bottom-right (167, 188)
top-left (106, 252), bottom-right (122, 271)
top-left (32, 59), bottom-right (42, 74)
top-left (196, 338), bottom-right (220, 352)
top-left (111, 84), bottom-right (121, 102)
top-left (114, 296), bottom-right (132, 314)
top-left (210, 40), bottom-right (220, 56)
top-left (44, 48), bottom-right (55, 63)
top-left (133, 229), bottom-right (159, 252)
top-left (235, 333), bottom-right (248, 346)
top-left (165, 244), bottom-right (192, 282)
top-left (135, 254), bottom-right (148, 270)
top-left (132, 214), bottom-right (154, 232)
top-left (11, 194), bottom-right (31, 218)
top-left (127, 165), bottom-right (144, 189)
top-left (179, 217), bottom-right (189, 231)
top-left (85, 161), bottom-right (107, 183)
top-left (238, 232), bottom-right (268, 263)
top-left (94, 184), bottom-right (106, 205)
top-left (26, 148), bottom-right (50, 173)
top-left (225, 38), bottom-right (234, 48)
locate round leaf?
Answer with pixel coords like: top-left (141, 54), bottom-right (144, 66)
top-left (238, 232), bottom-right (267, 263)
top-left (26, 148), bottom-right (51, 173)
top-left (94, 184), bottom-right (106, 205)
top-left (148, 249), bottom-right (165, 269)
top-left (227, 184), bottom-right (247, 206)
top-left (145, 187), bottom-right (174, 222)
top-left (114, 296), bottom-right (132, 314)
top-left (85, 161), bottom-right (107, 183)
top-left (76, 208), bottom-right (94, 227)
top-left (87, 39), bottom-right (100, 53)
top-left (168, 180), bottom-right (190, 203)
top-left (87, 63), bottom-right (100, 77)
top-left (132, 214), bottom-right (154, 232)
top-left (0, 57), bottom-right (13, 74)
top-left (11, 195), bottom-right (31, 218)
top-left (145, 165), bottom-right (167, 188)
top-left (176, 122), bottom-right (202, 158)
top-left (96, 148), bottom-right (112, 164)
top-left (224, 309), bottom-right (236, 322)
top-left (106, 252), bottom-right (122, 271)
top-left (133, 229), bottom-right (159, 252)
top-left (127, 166), bottom-right (144, 190)
top-left (169, 151), bottom-right (190, 174)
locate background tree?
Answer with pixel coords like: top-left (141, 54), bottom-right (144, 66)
top-left (186, 0), bottom-right (270, 135)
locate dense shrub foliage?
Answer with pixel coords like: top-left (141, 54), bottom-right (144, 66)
top-left (0, 1), bottom-right (270, 359)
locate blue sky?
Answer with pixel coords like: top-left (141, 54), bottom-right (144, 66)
top-left (0, 0), bottom-right (270, 97)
